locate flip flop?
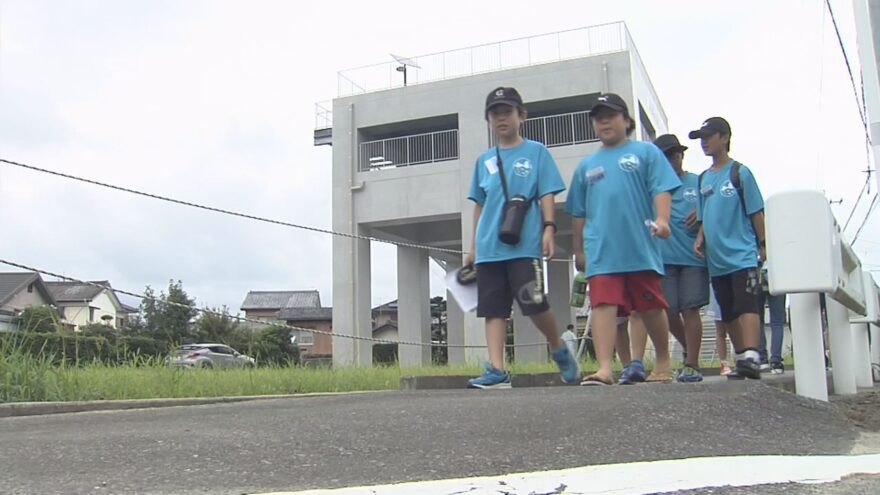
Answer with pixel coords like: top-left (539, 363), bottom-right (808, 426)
top-left (580, 374), bottom-right (613, 386)
top-left (646, 370), bottom-right (673, 383)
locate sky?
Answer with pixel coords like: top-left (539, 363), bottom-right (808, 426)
top-left (1, 0), bottom-right (879, 314)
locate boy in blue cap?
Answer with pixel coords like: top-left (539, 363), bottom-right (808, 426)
top-left (690, 117), bottom-right (766, 380)
top-left (653, 133), bottom-right (710, 382)
top-left (464, 86), bottom-right (579, 389)
top-left (566, 93), bottom-right (680, 385)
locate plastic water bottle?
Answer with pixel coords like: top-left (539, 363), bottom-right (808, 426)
top-left (570, 272), bottom-right (588, 308)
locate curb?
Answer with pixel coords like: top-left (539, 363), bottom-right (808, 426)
top-left (0, 391), bottom-right (381, 418)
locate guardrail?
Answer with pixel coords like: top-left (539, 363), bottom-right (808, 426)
top-left (359, 129), bottom-right (459, 171)
top-left (767, 190), bottom-right (877, 400)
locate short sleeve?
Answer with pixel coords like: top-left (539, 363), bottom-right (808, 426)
top-left (467, 157), bottom-right (485, 205)
top-left (739, 165), bottom-right (764, 215)
top-left (536, 145), bottom-right (565, 198)
top-left (565, 163), bottom-right (587, 218)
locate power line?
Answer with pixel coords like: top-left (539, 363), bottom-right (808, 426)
top-left (0, 157), bottom-right (574, 263)
top-left (0, 257), bottom-right (572, 349)
top-left (0, 158), bottom-right (462, 256)
top-left (844, 175), bottom-right (871, 230)
top-left (852, 193), bottom-right (880, 243)
top-left (826, 0), bottom-right (871, 142)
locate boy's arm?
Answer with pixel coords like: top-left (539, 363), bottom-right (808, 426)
top-left (571, 216), bottom-right (586, 272)
top-left (751, 211), bottom-right (766, 261)
top-left (464, 203), bottom-right (482, 267)
top-left (540, 194), bottom-right (557, 260)
top-left (651, 192), bottom-right (672, 239)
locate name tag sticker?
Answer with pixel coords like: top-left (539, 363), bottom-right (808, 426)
top-left (586, 167), bottom-right (606, 184)
top-left (484, 157), bottom-right (498, 175)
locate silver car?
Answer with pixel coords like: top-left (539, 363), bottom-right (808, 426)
top-left (166, 344), bottom-right (256, 369)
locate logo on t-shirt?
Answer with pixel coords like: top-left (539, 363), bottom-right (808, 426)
top-left (720, 180), bottom-right (737, 198)
top-left (618, 154), bottom-right (640, 172)
top-left (683, 187), bottom-right (698, 202)
top-left (513, 158), bottom-right (532, 177)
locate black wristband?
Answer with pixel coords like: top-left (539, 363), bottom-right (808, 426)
top-left (543, 221), bottom-right (557, 233)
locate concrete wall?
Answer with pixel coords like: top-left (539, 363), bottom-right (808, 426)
top-left (331, 49), bottom-right (667, 366)
top-left (293, 320), bottom-right (333, 358)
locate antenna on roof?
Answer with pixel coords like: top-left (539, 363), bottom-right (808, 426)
top-left (391, 53), bottom-right (420, 86)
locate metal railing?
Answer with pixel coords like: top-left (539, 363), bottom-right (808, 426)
top-left (338, 22), bottom-right (627, 97)
top-left (315, 101), bottom-right (333, 130)
top-left (359, 129), bottom-right (459, 171)
top-left (490, 110), bottom-right (598, 148)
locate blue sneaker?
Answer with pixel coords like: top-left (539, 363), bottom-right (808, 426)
top-left (551, 345), bottom-right (581, 384)
top-left (618, 359), bottom-right (647, 385)
top-left (468, 363), bottom-right (511, 389)
top-left (676, 365), bottom-right (704, 383)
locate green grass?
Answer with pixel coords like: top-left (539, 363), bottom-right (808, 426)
top-left (0, 340), bottom-right (604, 403)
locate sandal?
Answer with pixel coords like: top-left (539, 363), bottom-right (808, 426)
top-left (580, 374), bottom-right (613, 386)
top-left (645, 370), bottom-right (673, 382)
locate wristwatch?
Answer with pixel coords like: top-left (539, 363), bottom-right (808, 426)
top-left (543, 221), bottom-right (557, 233)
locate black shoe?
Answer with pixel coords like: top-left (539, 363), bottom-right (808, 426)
top-left (770, 361), bottom-right (785, 375)
top-left (729, 358), bottom-right (762, 380)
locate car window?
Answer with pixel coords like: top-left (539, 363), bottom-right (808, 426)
top-left (208, 346), bottom-right (228, 354)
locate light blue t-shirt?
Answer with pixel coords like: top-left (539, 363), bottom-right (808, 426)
top-left (467, 139), bottom-right (565, 263)
top-left (696, 160), bottom-right (764, 277)
top-left (661, 171), bottom-right (706, 267)
top-left (565, 140), bottom-right (681, 277)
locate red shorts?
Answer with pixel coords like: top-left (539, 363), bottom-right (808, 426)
top-left (589, 271), bottom-right (669, 316)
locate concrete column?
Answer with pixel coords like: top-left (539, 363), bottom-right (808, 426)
top-left (445, 258), bottom-right (466, 364)
top-left (827, 298), bottom-right (857, 395)
top-left (872, 323), bottom-right (880, 382)
top-left (513, 309), bottom-right (544, 363)
top-left (397, 246), bottom-right (431, 366)
top-left (853, 322), bottom-right (873, 388)
top-left (331, 234), bottom-right (372, 367)
top-left (788, 293), bottom-right (828, 401)
top-left (459, 206), bottom-right (487, 364)
top-left (547, 258), bottom-right (575, 334)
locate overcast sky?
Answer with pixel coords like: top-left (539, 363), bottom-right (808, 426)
top-left (2, 0), bottom-right (878, 314)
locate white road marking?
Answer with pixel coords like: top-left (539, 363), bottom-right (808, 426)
top-left (256, 453), bottom-right (880, 495)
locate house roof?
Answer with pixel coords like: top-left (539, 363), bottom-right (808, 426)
top-left (241, 290), bottom-right (321, 311)
top-left (119, 303), bottom-right (140, 314)
top-left (372, 299), bottom-right (398, 313)
top-left (45, 281), bottom-right (107, 302)
top-left (0, 272), bottom-right (56, 308)
top-left (279, 307), bottom-right (332, 322)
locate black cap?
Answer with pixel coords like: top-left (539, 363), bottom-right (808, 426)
top-left (688, 117), bottom-right (731, 139)
top-left (485, 87), bottom-right (523, 116)
top-left (653, 134), bottom-right (688, 153)
top-left (589, 93), bottom-right (629, 114)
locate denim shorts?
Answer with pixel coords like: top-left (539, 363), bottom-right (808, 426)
top-left (660, 264), bottom-right (710, 314)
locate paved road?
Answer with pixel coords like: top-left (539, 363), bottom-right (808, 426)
top-left (0, 381), bottom-right (871, 495)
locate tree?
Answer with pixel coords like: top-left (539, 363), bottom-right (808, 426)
top-left (194, 306), bottom-right (240, 343)
top-left (19, 306), bottom-right (62, 333)
top-left (140, 280), bottom-right (197, 344)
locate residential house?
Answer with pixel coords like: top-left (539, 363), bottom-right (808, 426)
top-left (372, 300), bottom-right (398, 342)
top-left (241, 290), bottom-right (321, 324)
top-left (45, 280), bottom-right (136, 330)
top-left (279, 306), bottom-right (333, 364)
top-left (0, 272), bottom-right (57, 331)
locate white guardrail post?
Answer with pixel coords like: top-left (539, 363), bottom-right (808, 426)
top-left (766, 190), bottom-right (868, 400)
top-left (850, 272), bottom-right (879, 388)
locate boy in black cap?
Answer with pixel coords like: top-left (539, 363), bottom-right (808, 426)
top-left (565, 93), bottom-right (680, 385)
top-left (690, 117), bottom-right (766, 379)
top-left (653, 133), bottom-right (709, 382)
top-left (464, 86), bottom-right (579, 389)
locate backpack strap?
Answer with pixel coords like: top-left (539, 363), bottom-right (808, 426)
top-left (730, 161), bottom-right (748, 219)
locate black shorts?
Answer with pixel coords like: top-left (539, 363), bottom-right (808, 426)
top-left (711, 268), bottom-right (760, 323)
top-left (476, 258), bottom-right (550, 319)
